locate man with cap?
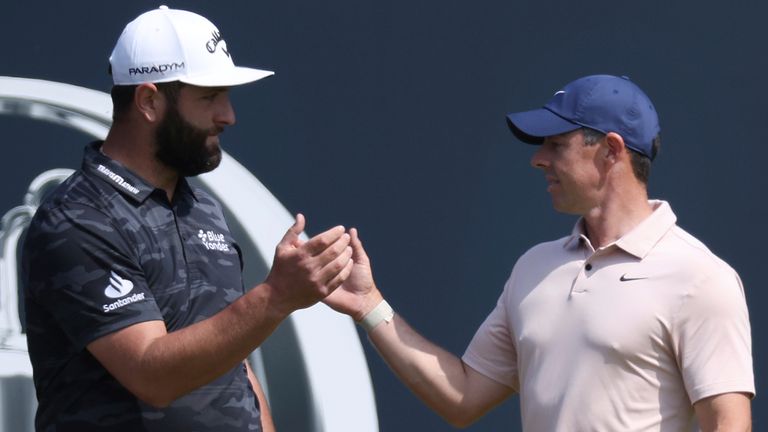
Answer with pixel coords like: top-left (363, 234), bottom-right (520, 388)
top-left (326, 75), bottom-right (754, 430)
top-left (22, 6), bottom-right (354, 432)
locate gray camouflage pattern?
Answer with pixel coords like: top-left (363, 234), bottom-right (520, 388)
top-left (22, 142), bottom-right (262, 431)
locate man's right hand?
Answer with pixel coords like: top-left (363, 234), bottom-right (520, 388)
top-left (88, 213), bottom-right (355, 407)
top-left (264, 214), bottom-right (354, 316)
top-left (324, 227), bottom-right (384, 321)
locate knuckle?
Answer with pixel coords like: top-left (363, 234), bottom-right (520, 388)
top-left (331, 260), bottom-right (344, 273)
top-left (318, 239), bottom-right (333, 251)
top-left (336, 240), bottom-right (349, 254)
top-left (307, 272), bottom-right (322, 287)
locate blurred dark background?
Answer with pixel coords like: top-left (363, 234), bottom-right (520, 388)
top-left (1, 1), bottom-right (765, 430)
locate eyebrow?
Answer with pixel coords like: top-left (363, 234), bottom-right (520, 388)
top-left (198, 86), bottom-right (230, 95)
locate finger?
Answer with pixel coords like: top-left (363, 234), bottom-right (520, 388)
top-left (317, 245), bottom-right (353, 288)
top-left (309, 233), bottom-right (351, 271)
top-left (325, 256), bottom-right (355, 293)
top-left (349, 228), bottom-right (371, 265)
top-left (302, 224), bottom-right (347, 256)
top-left (279, 213), bottom-right (305, 247)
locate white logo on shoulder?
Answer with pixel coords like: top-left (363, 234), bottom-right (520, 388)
top-left (104, 270), bottom-right (134, 298)
top-left (554, 90), bottom-right (566, 96)
top-left (197, 229), bottom-right (230, 252)
top-left (102, 270), bottom-right (145, 313)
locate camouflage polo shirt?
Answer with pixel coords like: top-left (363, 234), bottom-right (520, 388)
top-left (22, 142), bottom-right (262, 432)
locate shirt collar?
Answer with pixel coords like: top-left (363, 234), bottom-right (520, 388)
top-left (82, 141), bottom-right (199, 204)
top-left (563, 200), bottom-right (677, 259)
top-left (563, 219), bottom-right (588, 250)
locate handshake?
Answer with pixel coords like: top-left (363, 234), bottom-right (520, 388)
top-left (262, 213), bottom-right (385, 324)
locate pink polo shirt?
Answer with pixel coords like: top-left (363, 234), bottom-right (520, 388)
top-left (462, 201), bottom-right (754, 431)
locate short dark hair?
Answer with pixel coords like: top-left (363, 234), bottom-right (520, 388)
top-left (580, 127), bottom-right (660, 184)
top-left (110, 81), bottom-right (186, 123)
top-left (110, 85), bottom-right (137, 122)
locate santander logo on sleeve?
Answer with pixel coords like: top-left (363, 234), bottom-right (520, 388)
top-left (102, 270), bottom-right (145, 313)
top-left (104, 270), bottom-right (134, 298)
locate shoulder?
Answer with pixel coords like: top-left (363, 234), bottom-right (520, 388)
top-left (655, 226), bottom-right (747, 321)
top-left (504, 235), bottom-right (574, 285)
top-left (659, 225), bottom-right (740, 286)
top-left (24, 171), bottom-right (132, 262)
top-left (30, 176), bottom-right (99, 225)
top-left (30, 175), bottom-right (116, 233)
top-left (517, 235), bottom-right (573, 266)
top-left (34, 170), bottom-right (117, 217)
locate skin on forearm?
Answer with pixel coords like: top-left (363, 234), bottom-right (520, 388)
top-left (694, 392), bottom-right (752, 432)
top-left (324, 228), bottom-right (513, 426)
top-left (88, 217), bottom-right (353, 408)
top-left (88, 282), bottom-right (288, 407)
top-left (368, 313), bottom-right (514, 427)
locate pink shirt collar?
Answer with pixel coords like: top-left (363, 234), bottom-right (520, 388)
top-left (563, 200), bottom-right (678, 259)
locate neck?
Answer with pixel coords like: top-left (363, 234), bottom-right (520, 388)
top-left (581, 182), bottom-right (653, 249)
top-left (101, 124), bottom-right (179, 202)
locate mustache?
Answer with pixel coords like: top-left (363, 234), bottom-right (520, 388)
top-left (208, 127), bottom-right (224, 136)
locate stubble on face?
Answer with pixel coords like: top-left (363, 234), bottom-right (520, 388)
top-left (538, 131), bottom-right (604, 216)
top-left (154, 102), bottom-right (223, 177)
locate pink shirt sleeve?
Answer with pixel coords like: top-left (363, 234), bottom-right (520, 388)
top-left (672, 266), bottom-right (755, 403)
top-left (462, 283), bottom-right (519, 392)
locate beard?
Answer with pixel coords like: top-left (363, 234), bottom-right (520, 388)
top-left (154, 104), bottom-right (223, 177)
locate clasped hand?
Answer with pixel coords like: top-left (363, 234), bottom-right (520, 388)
top-left (264, 214), bottom-right (380, 320)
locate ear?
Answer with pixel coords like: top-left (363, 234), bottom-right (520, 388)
top-left (604, 132), bottom-right (628, 163)
top-left (133, 83), bottom-right (163, 123)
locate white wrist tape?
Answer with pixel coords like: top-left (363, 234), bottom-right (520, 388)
top-left (359, 300), bottom-right (394, 332)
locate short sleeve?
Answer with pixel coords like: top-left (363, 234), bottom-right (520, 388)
top-left (23, 202), bottom-right (163, 350)
top-left (462, 280), bottom-right (519, 391)
top-left (672, 267), bottom-right (755, 403)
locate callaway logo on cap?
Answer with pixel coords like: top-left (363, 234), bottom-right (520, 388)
top-left (109, 5), bottom-right (274, 86)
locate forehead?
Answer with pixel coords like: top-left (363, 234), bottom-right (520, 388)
top-left (542, 129), bottom-right (584, 144)
top-left (180, 85), bottom-right (230, 96)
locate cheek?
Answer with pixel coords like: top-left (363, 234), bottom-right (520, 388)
top-left (556, 163), bottom-right (600, 190)
top-left (576, 165), bottom-right (602, 186)
top-left (183, 116), bottom-right (207, 131)
top-left (177, 106), bottom-right (208, 128)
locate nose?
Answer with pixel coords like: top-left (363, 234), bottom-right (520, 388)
top-left (215, 93), bottom-right (236, 127)
top-left (530, 145), bottom-right (548, 169)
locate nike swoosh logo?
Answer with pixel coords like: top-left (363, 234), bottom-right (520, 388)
top-left (620, 274), bottom-right (648, 282)
top-left (554, 90), bottom-right (566, 96)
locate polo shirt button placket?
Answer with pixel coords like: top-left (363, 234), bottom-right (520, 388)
top-left (570, 261), bottom-right (594, 295)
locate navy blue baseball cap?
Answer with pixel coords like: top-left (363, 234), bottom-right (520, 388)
top-left (506, 75), bottom-right (660, 159)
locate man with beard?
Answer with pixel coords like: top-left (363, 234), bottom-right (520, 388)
top-left (21, 6), bottom-right (354, 432)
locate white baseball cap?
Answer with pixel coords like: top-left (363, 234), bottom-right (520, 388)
top-left (109, 6), bottom-right (274, 86)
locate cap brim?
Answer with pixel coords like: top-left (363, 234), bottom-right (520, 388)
top-left (506, 108), bottom-right (580, 144)
top-left (180, 66), bottom-right (275, 87)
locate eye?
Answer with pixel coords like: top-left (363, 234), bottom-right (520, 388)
top-left (201, 87), bottom-right (230, 101)
top-left (542, 140), bottom-right (561, 152)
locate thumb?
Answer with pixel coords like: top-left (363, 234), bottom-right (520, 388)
top-left (280, 213), bottom-right (306, 247)
top-left (349, 227), bottom-right (370, 265)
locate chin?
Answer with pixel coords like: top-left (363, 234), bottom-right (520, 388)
top-left (200, 154), bottom-right (222, 174)
top-left (206, 137), bottom-right (221, 150)
top-left (551, 200), bottom-right (579, 216)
